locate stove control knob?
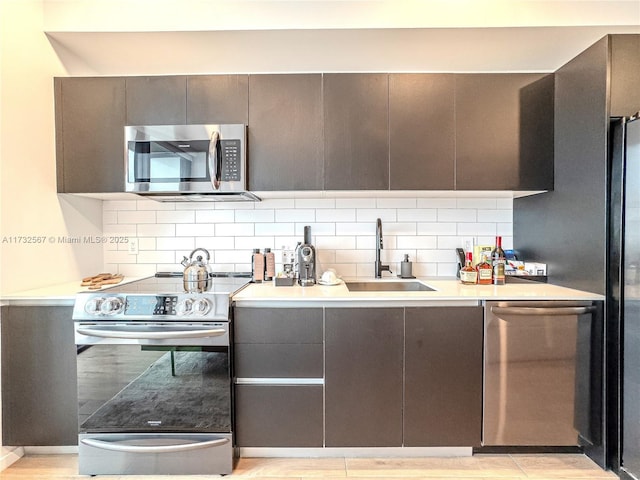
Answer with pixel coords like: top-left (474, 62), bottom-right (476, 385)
top-left (100, 296), bottom-right (124, 316)
top-left (176, 299), bottom-right (194, 316)
top-left (84, 297), bottom-right (104, 315)
top-left (192, 298), bottom-right (212, 316)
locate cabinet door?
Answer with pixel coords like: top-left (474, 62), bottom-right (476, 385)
top-left (404, 306), bottom-right (483, 446)
top-left (125, 76), bottom-right (187, 125)
top-left (324, 74), bottom-right (389, 190)
top-left (1, 306), bottom-right (77, 445)
top-left (248, 74), bottom-right (324, 190)
top-left (455, 73), bottom-right (553, 190)
top-left (187, 74), bottom-right (248, 124)
top-left (325, 307), bottom-right (403, 447)
top-left (235, 385), bottom-right (323, 447)
top-left (55, 77), bottom-right (126, 193)
top-left (389, 74), bottom-right (455, 190)
top-left (233, 307), bottom-right (324, 447)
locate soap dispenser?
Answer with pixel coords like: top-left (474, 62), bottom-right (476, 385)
top-left (399, 254), bottom-right (415, 279)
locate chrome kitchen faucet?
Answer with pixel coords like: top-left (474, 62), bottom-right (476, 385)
top-left (375, 218), bottom-right (392, 278)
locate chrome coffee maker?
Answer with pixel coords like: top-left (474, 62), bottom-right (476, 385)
top-left (297, 226), bottom-right (316, 286)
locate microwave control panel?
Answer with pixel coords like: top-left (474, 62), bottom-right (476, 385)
top-left (221, 139), bottom-right (241, 181)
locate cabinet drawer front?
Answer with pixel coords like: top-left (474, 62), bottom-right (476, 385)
top-left (234, 344), bottom-right (323, 378)
top-left (234, 308), bottom-right (323, 344)
top-left (234, 385), bottom-right (323, 447)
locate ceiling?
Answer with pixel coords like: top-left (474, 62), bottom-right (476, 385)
top-left (42, 0), bottom-right (640, 75)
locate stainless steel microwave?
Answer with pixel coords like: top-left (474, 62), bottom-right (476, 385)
top-left (124, 124), bottom-right (259, 201)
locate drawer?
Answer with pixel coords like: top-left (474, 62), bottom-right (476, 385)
top-left (234, 385), bottom-right (323, 447)
top-left (234, 344), bottom-right (323, 378)
top-left (233, 307), bottom-right (323, 344)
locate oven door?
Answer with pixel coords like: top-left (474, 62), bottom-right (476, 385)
top-left (75, 322), bottom-right (233, 475)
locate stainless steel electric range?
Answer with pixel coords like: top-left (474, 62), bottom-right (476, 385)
top-left (72, 275), bottom-right (249, 476)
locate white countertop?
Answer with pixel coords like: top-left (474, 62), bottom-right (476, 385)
top-left (0, 276), bottom-right (146, 306)
top-left (233, 277), bottom-right (604, 307)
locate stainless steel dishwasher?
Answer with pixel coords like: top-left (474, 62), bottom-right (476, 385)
top-left (483, 300), bottom-right (596, 446)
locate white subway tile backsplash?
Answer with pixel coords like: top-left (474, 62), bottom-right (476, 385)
top-left (137, 224), bottom-right (176, 237)
top-left (102, 194), bottom-right (513, 278)
top-left (417, 223), bottom-right (457, 235)
top-left (457, 223), bottom-right (497, 236)
top-left (157, 210), bottom-right (196, 224)
top-left (316, 209), bottom-right (356, 223)
top-left (356, 209), bottom-right (396, 222)
top-left (376, 198), bottom-right (417, 209)
top-left (195, 210), bottom-right (235, 223)
top-left (437, 209), bottom-right (477, 222)
top-left (156, 237), bottom-right (195, 251)
top-left (295, 198), bottom-right (335, 209)
top-left (275, 209), bottom-right (316, 222)
top-left (136, 251), bottom-right (176, 264)
top-left (118, 210), bottom-right (156, 224)
top-left (397, 209), bottom-right (437, 222)
top-left (176, 224), bottom-right (217, 237)
top-left (335, 198), bottom-right (376, 209)
top-left (255, 223), bottom-right (295, 236)
top-left (477, 209), bottom-right (513, 222)
top-left (255, 198), bottom-right (295, 209)
top-left (397, 236), bottom-right (438, 249)
top-left (235, 209), bottom-right (275, 223)
top-left (214, 223), bottom-right (255, 237)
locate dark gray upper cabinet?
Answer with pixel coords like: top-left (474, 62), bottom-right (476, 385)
top-left (55, 77), bottom-right (126, 193)
top-left (125, 76), bottom-right (187, 125)
top-left (324, 74), bottom-right (389, 190)
top-left (325, 307), bottom-right (403, 447)
top-left (389, 74), bottom-right (455, 190)
top-left (2, 306), bottom-right (77, 446)
top-left (455, 73), bottom-right (554, 190)
top-left (404, 306), bottom-right (483, 447)
top-left (248, 74), bottom-right (324, 191)
top-left (187, 75), bottom-right (249, 124)
top-left (610, 35), bottom-right (640, 117)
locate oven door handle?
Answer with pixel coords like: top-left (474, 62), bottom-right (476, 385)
top-left (76, 327), bottom-right (227, 340)
top-left (81, 436), bottom-right (229, 453)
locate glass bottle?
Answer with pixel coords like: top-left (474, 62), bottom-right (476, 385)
top-left (460, 252), bottom-right (478, 285)
top-left (476, 253), bottom-right (493, 285)
top-left (491, 236), bottom-right (506, 285)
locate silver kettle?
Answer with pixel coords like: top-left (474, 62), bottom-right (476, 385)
top-left (181, 248), bottom-right (212, 293)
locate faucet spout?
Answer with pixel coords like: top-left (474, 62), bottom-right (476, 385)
top-left (375, 218), bottom-right (391, 278)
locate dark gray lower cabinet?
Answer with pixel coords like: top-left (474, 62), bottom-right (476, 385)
top-left (234, 385), bottom-right (323, 447)
top-left (233, 307), bottom-right (324, 447)
top-left (325, 307), bottom-right (404, 447)
top-left (404, 307), bottom-right (483, 446)
top-left (1, 305), bottom-right (77, 446)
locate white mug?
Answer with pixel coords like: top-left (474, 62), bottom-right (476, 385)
top-left (321, 270), bottom-right (338, 284)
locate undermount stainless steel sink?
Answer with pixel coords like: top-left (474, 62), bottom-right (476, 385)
top-left (345, 281), bottom-right (435, 292)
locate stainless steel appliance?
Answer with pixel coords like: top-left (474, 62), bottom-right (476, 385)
top-left (72, 275), bottom-right (249, 476)
top-left (297, 225), bottom-right (316, 286)
top-left (483, 300), bottom-right (596, 446)
top-left (125, 124), bottom-right (259, 201)
top-left (609, 115), bottom-right (640, 480)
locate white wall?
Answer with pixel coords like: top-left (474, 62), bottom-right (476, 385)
top-left (0, 0), bottom-right (103, 296)
top-left (103, 195), bottom-right (513, 278)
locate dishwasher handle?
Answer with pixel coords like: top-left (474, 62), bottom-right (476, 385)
top-left (491, 305), bottom-right (596, 316)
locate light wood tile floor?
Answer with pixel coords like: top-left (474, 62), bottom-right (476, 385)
top-left (0, 454), bottom-right (618, 480)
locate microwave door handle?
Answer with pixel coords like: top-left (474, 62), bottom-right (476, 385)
top-left (208, 131), bottom-right (221, 190)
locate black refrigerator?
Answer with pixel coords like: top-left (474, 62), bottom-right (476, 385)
top-left (609, 114), bottom-right (640, 480)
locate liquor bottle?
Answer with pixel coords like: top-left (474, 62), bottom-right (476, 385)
top-left (491, 236), bottom-right (506, 285)
top-left (476, 253), bottom-right (493, 285)
top-left (460, 252), bottom-right (478, 285)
